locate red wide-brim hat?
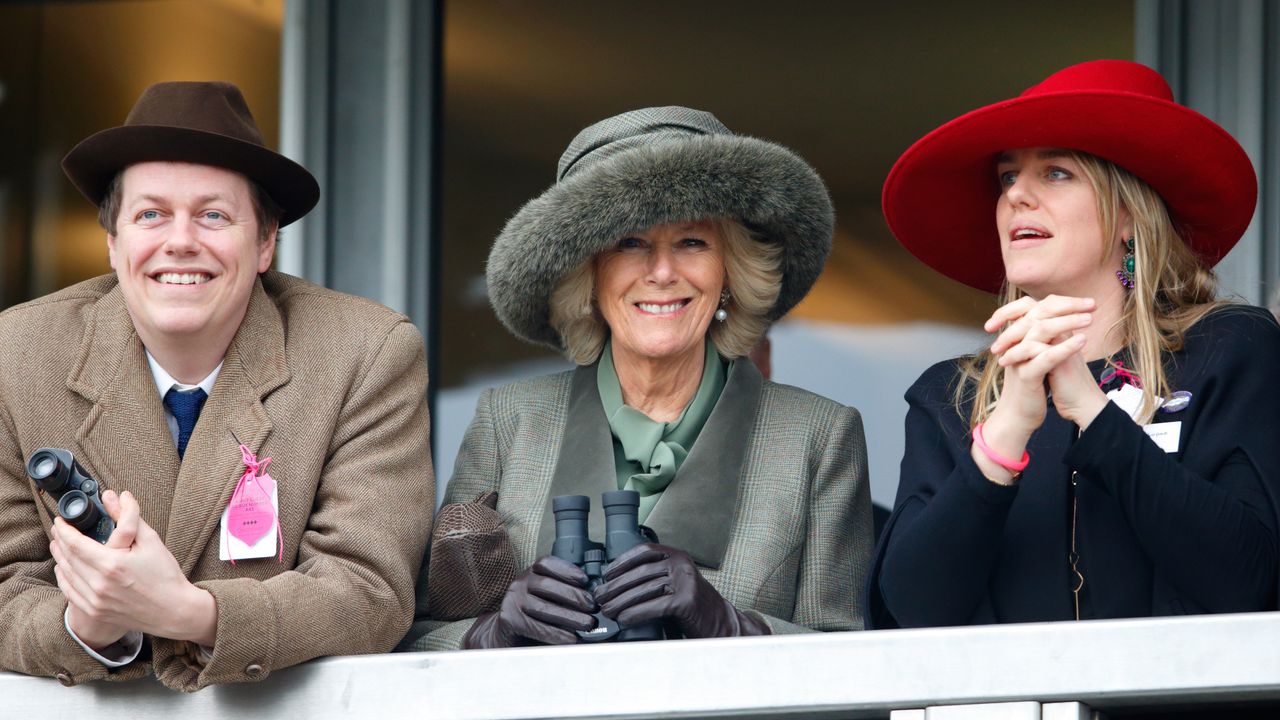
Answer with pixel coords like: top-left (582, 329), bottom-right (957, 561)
top-left (881, 60), bottom-right (1258, 293)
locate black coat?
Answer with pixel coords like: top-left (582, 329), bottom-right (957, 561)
top-left (868, 304), bottom-right (1280, 628)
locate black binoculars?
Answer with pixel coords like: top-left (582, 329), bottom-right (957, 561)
top-left (551, 490), bottom-right (664, 643)
top-left (26, 448), bottom-right (114, 544)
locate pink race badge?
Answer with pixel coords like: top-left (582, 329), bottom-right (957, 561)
top-left (227, 444), bottom-right (282, 563)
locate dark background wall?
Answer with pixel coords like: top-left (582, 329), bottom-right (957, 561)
top-left (436, 0), bottom-right (1134, 386)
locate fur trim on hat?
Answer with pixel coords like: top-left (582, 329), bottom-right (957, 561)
top-left (487, 133), bottom-right (833, 348)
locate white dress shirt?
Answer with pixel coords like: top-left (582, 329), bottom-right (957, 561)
top-left (146, 352), bottom-right (223, 446)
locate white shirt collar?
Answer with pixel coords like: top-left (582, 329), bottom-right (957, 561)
top-left (145, 350), bottom-right (223, 398)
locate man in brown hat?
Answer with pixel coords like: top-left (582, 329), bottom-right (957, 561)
top-left (0, 82), bottom-right (433, 691)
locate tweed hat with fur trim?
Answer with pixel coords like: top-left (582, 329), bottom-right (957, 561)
top-left (487, 106), bottom-right (834, 348)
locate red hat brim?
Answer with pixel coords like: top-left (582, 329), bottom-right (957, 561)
top-left (882, 89), bottom-right (1258, 293)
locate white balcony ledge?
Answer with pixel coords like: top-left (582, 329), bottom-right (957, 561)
top-left (5, 611), bottom-right (1279, 718)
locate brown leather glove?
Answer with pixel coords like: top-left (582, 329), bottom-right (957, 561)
top-left (462, 555), bottom-right (598, 649)
top-left (594, 543), bottom-right (771, 639)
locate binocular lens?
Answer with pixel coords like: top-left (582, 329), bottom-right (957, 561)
top-left (27, 450), bottom-right (69, 493)
top-left (63, 495), bottom-right (88, 518)
top-left (601, 490), bottom-right (640, 512)
top-left (552, 495), bottom-right (590, 514)
top-left (32, 456), bottom-right (57, 479)
top-left (58, 490), bottom-right (100, 532)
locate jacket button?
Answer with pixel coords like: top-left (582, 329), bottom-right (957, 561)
top-left (245, 663), bottom-right (264, 678)
top-left (55, 671), bottom-right (74, 687)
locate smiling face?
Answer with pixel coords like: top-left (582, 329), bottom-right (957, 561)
top-left (593, 220), bottom-right (726, 366)
top-left (995, 148), bottom-right (1129, 299)
top-left (107, 161), bottom-right (276, 351)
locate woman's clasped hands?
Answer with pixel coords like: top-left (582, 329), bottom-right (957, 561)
top-left (975, 295), bottom-right (1111, 484)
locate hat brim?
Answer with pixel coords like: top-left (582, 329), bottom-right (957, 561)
top-left (487, 134), bottom-right (834, 348)
top-left (62, 125), bottom-right (320, 227)
top-left (882, 90), bottom-right (1258, 293)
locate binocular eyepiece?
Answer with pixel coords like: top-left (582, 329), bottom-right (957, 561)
top-left (551, 490), bottom-right (663, 643)
top-left (26, 448), bottom-right (114, 543)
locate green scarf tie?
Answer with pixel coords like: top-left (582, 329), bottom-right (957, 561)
top-left (597, 338), bottom-right (728, 524)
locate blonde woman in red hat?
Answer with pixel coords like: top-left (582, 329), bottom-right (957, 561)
top-left (869, 60), bottom-right (1280, 628)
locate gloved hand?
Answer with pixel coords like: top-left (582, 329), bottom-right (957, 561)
top-left (462, 555), bottom-right (598, 648)
top-left (594, 543), bottom-right (770, 639)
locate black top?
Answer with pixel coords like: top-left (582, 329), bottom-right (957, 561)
top-left (868, 304), bottom-right (1280, 628)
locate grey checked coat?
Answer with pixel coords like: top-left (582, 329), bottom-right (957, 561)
top-left (403, 359), bottom-right (871, 650)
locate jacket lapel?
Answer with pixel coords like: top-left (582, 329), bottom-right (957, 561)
top-left (68, 283), bottom-right (182, 538)
top-left (163, 279), bottom-right (290, 573)
top-left (536, 364), bottom-right (617, 556)
top-left (65, 278), bottom-right (289, 568)
top-left (644, 359), bottom-right (762, 568)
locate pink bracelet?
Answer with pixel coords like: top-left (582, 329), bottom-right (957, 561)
top-left (972, 422), bottom-right (1030, 472)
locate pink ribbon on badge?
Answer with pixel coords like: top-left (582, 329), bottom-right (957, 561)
top-left (227, 444), bottom-right (282, 564)
top-left (1098, 360), bottom-right (1143, 390)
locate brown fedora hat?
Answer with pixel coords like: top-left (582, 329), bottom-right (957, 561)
top-left (62, 81), bottom-right (319, 227)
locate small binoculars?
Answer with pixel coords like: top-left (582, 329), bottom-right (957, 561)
top-left (26, 448), bottom-right (114, 543)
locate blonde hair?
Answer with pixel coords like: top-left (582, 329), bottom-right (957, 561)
top-left (549, 218), bottom-right (783, 365)
top-left (957, 151), bottom-right (1228, 425)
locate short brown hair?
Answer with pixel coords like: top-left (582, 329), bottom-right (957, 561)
top-left (96, 169), bottom-right (284, 242)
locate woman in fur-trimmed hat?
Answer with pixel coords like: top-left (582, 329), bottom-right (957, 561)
top-left (404, 107), bottom-right (872, 651)
top-left (869, 60), bottom-right (1280, 629)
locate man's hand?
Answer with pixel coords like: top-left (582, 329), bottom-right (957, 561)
top-left (50, 490), bottom-right (218, 648)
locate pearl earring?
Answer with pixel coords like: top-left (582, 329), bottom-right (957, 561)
top-left (716, 290), bottom-right (730, 322)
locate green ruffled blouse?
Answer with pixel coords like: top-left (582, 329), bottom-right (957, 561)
top-left (596, 338), bottom-right (729, 524)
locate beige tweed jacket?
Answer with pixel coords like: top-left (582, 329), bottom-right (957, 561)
top-left (402, 359), bottom-right (871, 651)
top-left (0, 271), bottom-right (433, 691)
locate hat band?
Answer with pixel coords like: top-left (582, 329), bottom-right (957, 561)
top-left (558, 124), bottom-right (714, 182)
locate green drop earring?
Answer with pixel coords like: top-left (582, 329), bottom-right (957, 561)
top-left (1117, 236), bottom-right (1135, 289)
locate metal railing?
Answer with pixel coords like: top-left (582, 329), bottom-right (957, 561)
top-left (5, 611), bottom-right (1279, 719)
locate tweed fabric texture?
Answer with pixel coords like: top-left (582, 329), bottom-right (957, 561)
top-left (0, 271), bottom-right (432, 691)
top-left (556, 107), bottom-right (731, 180)
top-left (487, 106), bottom-right (834, 349)
top-left (401, 367), bottom-right (872, 651)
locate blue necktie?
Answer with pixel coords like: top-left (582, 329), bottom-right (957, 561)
top-left (163, 388), bottom-right (208, 459)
